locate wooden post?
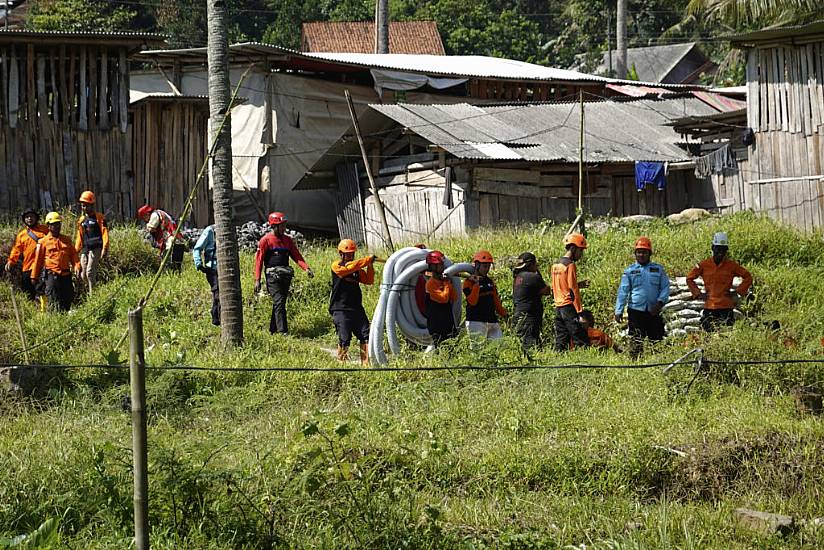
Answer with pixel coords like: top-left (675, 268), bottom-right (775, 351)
top-left (344, 89), bottom-right (394, 251)
top-left (10, 284), bottom-right (30, 364)
top-left (129, 308), bottom-right (149, 550)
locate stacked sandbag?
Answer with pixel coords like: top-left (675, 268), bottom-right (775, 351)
top-left (664, 276), bottom-right (744, 337)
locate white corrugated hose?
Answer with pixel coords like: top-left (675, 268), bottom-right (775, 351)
top-left (369, 247), bottom-right (473, 365)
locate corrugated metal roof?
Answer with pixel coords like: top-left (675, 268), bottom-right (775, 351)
top-left (728, 20), bottom-right (824, 46)
top-left (0, 29), bottom-right (166, 40)
top-left (0, 29), bottom-right (167, 48)
top-left (368, 97), bottom-right (717, 162)
top-left (138, 41), bottom-right (703, 89)
top-left (597, 43), bottom-right (699, 83)
top-left (301, 21), bottom-right (445, 55)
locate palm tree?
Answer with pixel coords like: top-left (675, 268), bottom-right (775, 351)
top-left (687, 0), bottom-right (823, 27)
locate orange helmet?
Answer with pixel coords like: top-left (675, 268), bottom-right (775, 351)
top-left (564, 233), bottom-right (588, 249)
top-left (268, 211), bottom-right (286, 226)
top-left (79, 190), bottom-right (96, 204)
top-left (426, 250), bottom-right (445, 265)
top-left (634, 236), bottom-right (652, 251)
top-left (472, 250), bottom-right (494, 263)
top-left (338, 239), bottom-right (357, 253)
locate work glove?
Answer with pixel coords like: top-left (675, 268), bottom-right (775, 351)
top-left (614, 313), bottom-right (623, 324)
top-left (307, 268), bottom-right (315, 279)
top-left (196, 264), bottom-right (207, 273)
top-left (254, 280), bottom-right (261, 294)
top-left (578, 279), bottom-right (590, 289)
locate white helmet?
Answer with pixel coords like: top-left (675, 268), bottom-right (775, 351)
top-left (712, 232), bottom-right (729, 247)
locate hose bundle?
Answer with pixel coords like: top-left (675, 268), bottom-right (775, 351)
top-left (369, 247), bottom-right (474, 365)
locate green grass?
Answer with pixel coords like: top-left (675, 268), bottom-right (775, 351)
top-left (1, 211), bottom-right (824, 548)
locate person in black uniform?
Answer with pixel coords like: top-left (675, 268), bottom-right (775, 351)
top-left (329, 239), bottom-right (376, 365)
top-left (424, 250), bottom-right (459, 347)
top-left (511, 252), bottom-right (551, 358)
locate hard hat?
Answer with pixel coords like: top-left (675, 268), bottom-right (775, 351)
top-left (268, 211), bottom-right (286, 226)
top-left (472, 250), bottom-right (494, 263)
top-left (712, 232), bottom-right (729, 247)
top-left (79, 190), bottom-right (96, 204)
top-left (21, 208), bottom-right (39, 220)
top-left (564, 233), bottom-right (588, 249)
top-left (634, 236), bottom-right (653, 251)
top-left (426, 250), bottom-right (445, 265)
top-left (338, 239), bottom-right (357, 253)
top-left (45, 212), bottom-right (62, 224)
top-left (137, 205), bottom-right (154, 219)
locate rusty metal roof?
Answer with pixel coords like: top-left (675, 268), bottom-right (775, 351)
top-left (0, 29), bottom-right (166, 49)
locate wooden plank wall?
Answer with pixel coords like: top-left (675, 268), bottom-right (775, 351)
top-left (745, 41), bottom-right (824, 230)
top-left (0, 42), bottom-right (132, 219)
top-left (130, 101), bottom-right (211, 227)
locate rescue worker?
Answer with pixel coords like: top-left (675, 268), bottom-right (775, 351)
top-left (31, 212), bottom-right (82, 312)
top-left (5, 208), bottom-right (48, 302)
top-left (329, 239), bottom-right (375, 364)
top-left (424, 250), bottom-right (459, 346)
top-left (253, 211), bottom-right (314, 334)
top-left (578, 310), bottom-right (620, 351)
top-left (74, 191), bottom-right (109, 293)
top-left (687, 232), bottom-right (753, 332)
top-left (192, 224), bottom-right (220, 326)
top-left (511, 252), bottom-right (551, 356)
top-left (137, 205), bottom-right (185, 271)
top-left (551, 233), bottom-right (589, 351)
top-left (463, 250), bottom-right (507, 341)
top-left (614, 236), bottom-right (669, 356)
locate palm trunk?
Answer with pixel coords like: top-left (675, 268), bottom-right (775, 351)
top-left (616, 0), bottom-right (628, 79)
top-left (207, 0), bottom-right (243, 345)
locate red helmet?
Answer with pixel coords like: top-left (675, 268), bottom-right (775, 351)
top-left (472, 250), bottom-right (494, 263)
top-left (426, 250), bottom-right (445, 265)
top-left (137, 205), bottom-right (154, 219)
top-left (268, 211), bottom-right (286, 226)
top-left (634, 236), bottom-right (653, 252)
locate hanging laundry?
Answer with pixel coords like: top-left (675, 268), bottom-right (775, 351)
top-left (442, 166), bottom-right (454, 208)
top-left (694, 144), bottom-right (737, 178)
top-left (635, 161), bottom-right (667, 191)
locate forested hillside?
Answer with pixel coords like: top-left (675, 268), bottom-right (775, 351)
top-left (24, 0), bottom-right (824, 84)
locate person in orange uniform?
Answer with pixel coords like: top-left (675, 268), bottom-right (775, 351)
top-left (424, 250), bottom-right (459, 347)
top-left (5, 208), bottom-right (48, 301)
top-left (74, 191), bottom-right (109, 293)
top-left (551, 233), bottom-right (589, 351)
top-left (577, 310), bottom-right (621, 352)
top-left (463, 250), bottom-right (507, 341)
top-left (31, 212), bottom-right (82, 312)
top-left (329, 239), bottom-right (376, 364)
top-left (687, 232), bottom-right (753, 332)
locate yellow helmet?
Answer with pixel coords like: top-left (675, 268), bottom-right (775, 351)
top-left (45, 212), bottom-right (62, 224)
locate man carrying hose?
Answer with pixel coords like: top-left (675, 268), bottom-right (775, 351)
top-left (5, 208), bottom-right (48, 303)
top-left (687, 232), bottom-right (753, 332)
top-left (424, 250), bottom-right (458, 347)
top-left (329, 239), bottom-right (376, 364)
top-left (254, 211), bottom-right (314, 335)
top-left (463, 250), bottom-right (507, 341)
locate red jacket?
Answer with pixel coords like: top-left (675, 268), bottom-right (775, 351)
top-left (254, 232), bottom-right (309, 280)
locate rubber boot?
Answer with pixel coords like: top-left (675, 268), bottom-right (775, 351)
top-left (337, 346), bottom-right (349, 362)
top-left (359, 342), bottom-right (369, 366)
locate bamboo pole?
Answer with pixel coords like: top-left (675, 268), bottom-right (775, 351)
top-left (10, 284), bottom-right (30, 364)
top-left (344, 89), bottom-right (394, 251)
top-left (129, 308), bottom-right (149, 550)
top-left (576, 89), bottom-right (586, 234)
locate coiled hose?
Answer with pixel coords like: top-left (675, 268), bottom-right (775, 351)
top-left (369, 247), bottom-right (474, 365)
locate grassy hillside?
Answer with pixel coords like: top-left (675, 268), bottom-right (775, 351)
top-left (1, 211), bottom-right (824, 548)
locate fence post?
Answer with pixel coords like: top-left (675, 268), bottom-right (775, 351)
top-left (129, 307), bottom-right (149, 549)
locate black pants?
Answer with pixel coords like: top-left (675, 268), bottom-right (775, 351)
top-left (205, 268), bottom-right (221, 326)
top-left (427, 315), bottom-right (457, 347)
top-left (331, 309), bottom-right (370, 347)
top-left (169, 243), bottom-right (185, 272)
top-left (266, 271), bottom-right (293, 334)
top-left (627, 308), bottom-right (666, 356)
top-left (700, 309), bottom-right (735, 332)
top-left (19, 270), bottom-right (38, 301)
top-left (45, 272), bottom-right (74, 312)
top-left (554, 304), bottom-right (588, 351)
top-left (514, 312), bottom-right (542, 354)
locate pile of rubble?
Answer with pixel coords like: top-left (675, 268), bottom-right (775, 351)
top-left (663, 276), bottom-right (744, 337)
top-left (178, 222), bottom-right (305, 252)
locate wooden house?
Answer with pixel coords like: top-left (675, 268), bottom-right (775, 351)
top-left (0, 30), bottom-right (165, 220)
top-left (728, 21), bottom-right (824, 231)
top-left (296, 95), bottom-right (732, 247)
top-left (134, 43), bottom-right (702, 231)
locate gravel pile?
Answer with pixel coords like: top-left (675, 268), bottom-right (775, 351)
top-left (179, 222), bottom-right (305, 251)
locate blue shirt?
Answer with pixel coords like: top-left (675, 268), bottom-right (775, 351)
top-left (192, 225), bottom-right (216, 270)
top-left (615, 261), bottom-right (670, 314)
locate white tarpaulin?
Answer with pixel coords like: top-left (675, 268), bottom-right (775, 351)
top-left (370, 69), bottom-right (467, 96)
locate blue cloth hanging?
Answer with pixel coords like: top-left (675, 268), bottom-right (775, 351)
top-left (634, 161), bottom-right (666, 191)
